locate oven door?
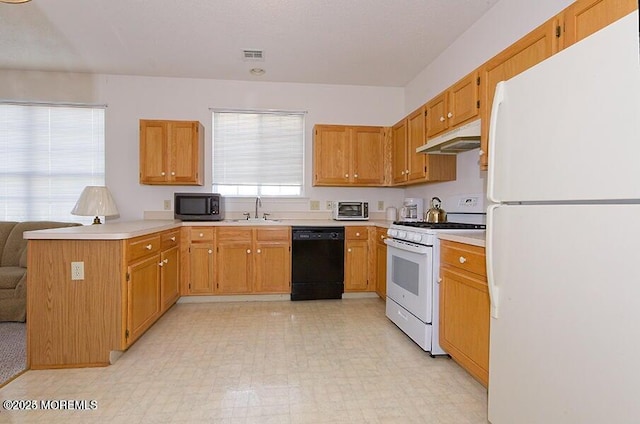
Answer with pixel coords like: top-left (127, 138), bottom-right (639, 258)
top-left (385, 238), bottom-right (433, 323)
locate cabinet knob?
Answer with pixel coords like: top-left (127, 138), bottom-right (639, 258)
top-left (380, 235), bottom-right (385, 239)
top-left (479, 149), bottom-right (485, 156)
top-left (208, 249), bottom-right (212, 254)
top-left (170, 236), bottom-right (176, 242)
top-left (459, 256), bottom-right (467, 264)
top-left (401, 170), bottom-right (405, 175)
top-left (158, 261), bottom-right (164, 267)
top-left (247, 249), bottom-right (251, 254)
top-left (354, 174), bottom-right (358, 178)
top-left (348, 248), bottom-right (352, 253)
top-left (199, 233), bottom-right (204, 237)
top-left (356, 232), bottom-right (360, 237)
top-left (145, 244), bottom-right (153, 250)
top-left (171, 171), bottom-right (176, 176)
top-left (257, 249), bottom-right (261, 254)
top-left (345, 173), bottom-right (349, 178)
top-left (439, 116), bottom-right (445, 122)
top-left (163, 259), bottom-right (169, 264)
top-left (405, 169), bottom-right (409, 174)
top-left (438, 277), bottom-right (442, 283)
top-left (447, 112), bottom-right (453, 118)
top-left (161, 172), bottom-right (166, 176)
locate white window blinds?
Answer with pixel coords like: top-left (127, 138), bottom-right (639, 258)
top-left (0, 103), bottom-right (106, 223)
top-left (212, 110), bottom-right (304, 196)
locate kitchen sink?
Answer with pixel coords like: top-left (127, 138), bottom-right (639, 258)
top-left (226, 218), bottom-right (282, 224)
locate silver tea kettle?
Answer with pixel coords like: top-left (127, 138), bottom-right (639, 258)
top-left (425, 197), bottom-right (447, 223)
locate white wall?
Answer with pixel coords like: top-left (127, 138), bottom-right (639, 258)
top-left (1, 70), bottom-right (406, 221)
top-left (1, 0), bottom-right (578, 220)
top-left (403, 0), bottom-right (574, 205)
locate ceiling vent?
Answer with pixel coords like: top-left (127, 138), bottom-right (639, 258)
top-left (242, 49), bottom-right (265, 61)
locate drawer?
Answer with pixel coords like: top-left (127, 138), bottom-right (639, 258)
top-left (128, 234), bottom-right (161, 262)
top-left (440, 240), bottom-right (486, 277)
top-left (346, 227), bottom-right (368, 240)
top-left (217, 227), bottom-right (252, 242)
top-left (256, 227), bottom-right (290, 242)
top-left (190, 228), bottom-right (214, 242)
top-left (161, 230), bottom-right (180, 250)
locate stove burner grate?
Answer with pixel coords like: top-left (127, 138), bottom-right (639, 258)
top-left (393, 221), bottom-right (486, 230)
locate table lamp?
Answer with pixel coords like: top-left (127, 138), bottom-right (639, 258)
top-left (71, 186), bottom-right (119, 224)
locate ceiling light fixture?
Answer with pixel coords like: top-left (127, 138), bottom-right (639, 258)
top-left (0, 0), bottom-right (32, 3)
top-left (250, 68), bottom-right (266, 76)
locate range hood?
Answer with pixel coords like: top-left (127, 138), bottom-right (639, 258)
top-left (416, 119), bottom-right (481, 154)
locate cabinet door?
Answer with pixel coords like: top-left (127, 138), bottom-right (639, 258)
top-left (406, 106), bottom-right (427, 182)
top-left (254, 243), bottom-right (291, 293)
top-left (562, 0), bottom-right (637, 49)
top-left (439, 265), bottom-right (490, 386)
top-left (127, 255), bottom-right (161, 345)
top-left (351, 126), bottom-right (385, 185)
top-left (375, 229), bottom-right (387, 299)
top-left (480, 19), bottom-right (559, 170)
top-left (449, 70), bottom-right (480, 128)
top-left (139, 120), bottom-right (168, 184)
top-left (425, 93), bottom-right (448, 138)
top-left (169, 121), bottom-right (202, 185)
top-left (160, 246), bottom-right (180, 311)
top-left (188, 243), bottom-right (215, 294)
top-left (345, 240), bottom-right (369, 291)
top-left (391, 119), bottom-right (408, 184)
top-left (216, 228), bottom-right (253, 294)
top-left (313, 125), bottom-right (350, 185)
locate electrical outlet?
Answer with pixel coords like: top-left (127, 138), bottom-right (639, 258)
top-left (71, 261), bottom-right (84, 280)
top-left (310, 200), bottom-right (320, 210)
top-left (326, 201), bottom-right (333, 210)
top-left (163, 200), bottom-right (171, 210)
top-left (378, 200), bottom-right (384, 211)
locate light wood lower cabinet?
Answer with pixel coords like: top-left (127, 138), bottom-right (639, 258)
top-left (27, 228), bottom-right (181, 369)
top-left (183, 226), bottom-right (291, 295)
top-left (344, 226), bottom-right (370, 292)
top-left (439, 240), bottom-right (489, 387)
top-left (374, 227), bottom-right (387, 299)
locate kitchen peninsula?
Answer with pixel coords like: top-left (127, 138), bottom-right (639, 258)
top-left (25, 218), bottom-right (408, 369)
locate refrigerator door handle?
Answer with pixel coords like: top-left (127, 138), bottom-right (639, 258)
top-left (486, 203), bottom-right (500, 319)
top-left (487, 81), bottom-right (506, 204)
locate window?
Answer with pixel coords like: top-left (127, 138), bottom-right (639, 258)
top-left (212, 110), bottom-right (304, 196)
top-left (0, 102), bottom-right (106, 224)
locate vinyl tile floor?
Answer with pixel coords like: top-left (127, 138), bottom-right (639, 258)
top-left (0, 298), bottom-right (488, 423)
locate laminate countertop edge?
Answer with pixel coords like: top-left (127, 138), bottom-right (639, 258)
top-left (438, 231), bottom-right (486, 248)
top-left (24, 219), bottom-right (395, 240)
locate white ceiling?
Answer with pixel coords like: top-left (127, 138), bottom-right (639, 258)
top-left (0, 0), bottom-right (499, 87)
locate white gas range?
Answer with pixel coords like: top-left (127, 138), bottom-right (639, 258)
top-left (384, 195), bottom-right (486, 355)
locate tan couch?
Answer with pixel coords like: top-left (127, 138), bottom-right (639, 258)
top-left (0, 221), bottom-right (81, 322)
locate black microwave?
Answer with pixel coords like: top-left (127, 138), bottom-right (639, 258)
top-left (174, 193), bottom-right (224, 221)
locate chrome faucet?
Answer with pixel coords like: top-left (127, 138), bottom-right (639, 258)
top-left (255, 196), bottom-right (262, 219)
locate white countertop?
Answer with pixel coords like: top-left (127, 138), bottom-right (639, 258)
top-left (438, 231), bottom-right (486, 248)
top-left (24, 219), bottom-right (393, 240)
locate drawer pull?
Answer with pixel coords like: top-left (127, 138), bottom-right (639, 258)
top-left (170, 236), bottom-right (176, 242)
top-left (257, 249), bottom-right (261, 254)
top-left (347, 248), bottom-right (352, 253)
top-left (199, 233), bottom-right (204, 238)
top-left (356, 232), bottom-right (360, 237)
top-left (163, 259), bottom-right (169, 264)
top-left (145, 244), bottom-right (153, 250)
top-left (158, 261), bottom-right (164, 267)
top-left (459, 256), bottom-right (467, 264)
top-left (208, 249), bottom-right (213, 254)
top-left (247, 249), bottom-right (251, 254)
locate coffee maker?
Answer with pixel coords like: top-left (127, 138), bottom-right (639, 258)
top-left (399, 197), bottom-right (424, 222)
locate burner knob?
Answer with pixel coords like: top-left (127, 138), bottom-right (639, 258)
top-left (411, 234), bottom-right (422, 242)
top-left (388, 229), bottom-right (398, 237)
top-left (398, 231), bottom-right (407, 239)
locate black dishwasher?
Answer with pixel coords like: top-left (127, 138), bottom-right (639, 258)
top-left (291, 226), bottom-right (344, 301)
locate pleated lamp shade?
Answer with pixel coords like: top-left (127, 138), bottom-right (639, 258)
top-left (71, 186), bottom-right (119, 224)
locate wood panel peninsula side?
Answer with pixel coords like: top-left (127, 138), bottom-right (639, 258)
top-left (25, 221), bottom-right (181, 369)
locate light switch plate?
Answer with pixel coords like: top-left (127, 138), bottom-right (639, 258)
top-left (310, 200), bottom-right (320, 210)
top-left (377, 200), bottom-right (384, 210)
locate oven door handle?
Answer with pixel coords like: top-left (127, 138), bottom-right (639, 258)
top-left (384, 238), bottom-right (430, 254)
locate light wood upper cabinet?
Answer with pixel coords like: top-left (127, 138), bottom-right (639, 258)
top-left (561, 0), bottom-right (637, 49)
top-left (139, 120), bottom-right (204, 185)
top-left (313, 125), bottom-right (385, 186)
top-left (439, 240), bottom-right (489, 387)
top-left (426, 70), bottom-right (480, 139)
top-left (392, 107), bottom-right (456, 186)
top-left (479, 18), bottom-right (560, 170)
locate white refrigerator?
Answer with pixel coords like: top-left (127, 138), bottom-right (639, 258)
top-left (487, 10), bottom-right (640, 424)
